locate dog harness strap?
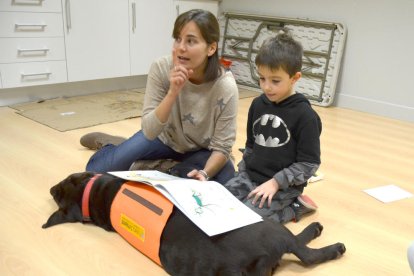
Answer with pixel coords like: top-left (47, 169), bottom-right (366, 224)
top-left (110, 181), bottom-right (173, 266)
top-left (82, 174), bottom-right (102, 222)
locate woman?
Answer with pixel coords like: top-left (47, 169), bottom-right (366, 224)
top-left (81, 9), bottom-right (238, 184)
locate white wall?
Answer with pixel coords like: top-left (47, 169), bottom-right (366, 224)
top-left (219, 0), bottom-right (414, 123)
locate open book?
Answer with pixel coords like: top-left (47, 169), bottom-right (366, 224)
top-left (109, 170), bottom-right (263, 236)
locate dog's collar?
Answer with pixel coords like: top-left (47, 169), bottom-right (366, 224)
top-left (82, 174), bottom-right (102, 222)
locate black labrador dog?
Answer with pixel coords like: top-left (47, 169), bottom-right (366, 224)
top-left (43, 172), bottom-right (345, 276)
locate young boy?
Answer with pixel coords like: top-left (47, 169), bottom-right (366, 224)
top-left (225, 31), bottom-right (322, 223)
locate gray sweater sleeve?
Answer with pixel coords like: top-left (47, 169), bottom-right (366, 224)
top-left (239, 148), bottom-right (318, 189)
top-left (141, 56), bottom-right (171, 140)
top-left (273, 162), bottom-right (319, 190)
top-left (207, 78), bottom-right (238, 157)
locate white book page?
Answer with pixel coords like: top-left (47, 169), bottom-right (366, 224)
top-left (109, 170), bottom-right (181, 183)
top-left (159, 179), bottom-right (263, 236)
top-left (109, 170), bottom-right (263, 236)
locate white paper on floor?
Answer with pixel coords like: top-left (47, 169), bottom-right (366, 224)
top-left (363, 184), bottom-right (413, 203)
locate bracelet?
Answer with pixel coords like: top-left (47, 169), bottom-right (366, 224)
top-left (198, 170), bottom-right (210, 180)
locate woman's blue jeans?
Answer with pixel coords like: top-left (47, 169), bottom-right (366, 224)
top-left (85, 130), bottom-right (235, 184)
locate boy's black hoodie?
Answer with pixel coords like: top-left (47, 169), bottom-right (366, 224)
top-left (244, 93), bottom-right (322, 185)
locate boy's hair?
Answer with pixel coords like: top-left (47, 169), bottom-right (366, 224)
top-left (255, 30), bottom-right (303, 77)
top-left (173, 9), bottom-right (221, 82)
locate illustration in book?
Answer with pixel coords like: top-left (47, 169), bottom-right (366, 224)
top-left (109, 170), bottom-right (263, 236)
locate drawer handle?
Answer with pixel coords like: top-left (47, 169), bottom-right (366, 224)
top-left (15, 23), bottom-right (47, 31)
top-left (65, 0), bottom-right (72, 33)
top-left (18, 48), bottom-right (50, 55)
top-left (132, 2), bottom-right (136, 32)
top-left (21, 71), bottom-right (52, 78)
top-left (12, 0), bottom-right (45, 5)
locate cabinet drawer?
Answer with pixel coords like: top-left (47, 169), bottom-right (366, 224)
top-left (0, 12), bottom-right (63, 37)
top-left (0, 0), bottom-right (62, 12)
top-left (0, 61), bottom-right (67, 88)
top-left (0, 37), bottom-right (66, 63)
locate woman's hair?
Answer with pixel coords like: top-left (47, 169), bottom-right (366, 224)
top-left (255, 30), bottom-right (303, 77)
top-left (172, 9), bottom-right (221, 82)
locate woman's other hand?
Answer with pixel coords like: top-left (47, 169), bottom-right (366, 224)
top-left (187, 169), bottom-right (208, 181)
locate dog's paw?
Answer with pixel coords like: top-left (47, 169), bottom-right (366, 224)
top-left (310, 222), bottom-right (323, 238)
top-left (333, 242), bottom-right (346, 257)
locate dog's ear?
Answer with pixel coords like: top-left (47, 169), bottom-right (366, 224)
top-left (70, 171), bottom-right (96, 187)
top-left (43, 171), bottom-right (94, 229)
top-left (42, 205), bottom-right (83, 228)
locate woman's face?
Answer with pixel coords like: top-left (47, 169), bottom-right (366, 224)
top-left (173, 21), bottom-right (216, 82)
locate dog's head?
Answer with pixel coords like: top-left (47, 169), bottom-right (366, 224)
top-left (42, 171), bottom-right (96, 229)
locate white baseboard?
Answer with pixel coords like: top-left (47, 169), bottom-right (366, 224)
top-left (334, 93), bottom-right (414, 123)
top-left (0, 75), bottom-right (147, 107)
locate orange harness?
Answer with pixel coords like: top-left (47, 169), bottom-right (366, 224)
top-left (110, 181), bottom-right (173, 265)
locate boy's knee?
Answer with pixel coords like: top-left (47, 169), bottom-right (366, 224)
top-left (244, 200), bottom-right (273, 217)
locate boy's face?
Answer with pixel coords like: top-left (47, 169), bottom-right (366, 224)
top-left (257, 66), bottom-right (301, 103)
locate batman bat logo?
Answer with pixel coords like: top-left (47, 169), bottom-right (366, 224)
top-left (252, 114), bottom-right (291, 147)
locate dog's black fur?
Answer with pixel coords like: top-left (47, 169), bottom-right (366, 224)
top-left (43, 172), bottom-right (345, 276)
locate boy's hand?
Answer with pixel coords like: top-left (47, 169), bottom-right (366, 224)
top-left (248, 178), bottom-right (279, 208)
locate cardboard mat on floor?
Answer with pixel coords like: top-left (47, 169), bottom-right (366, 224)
top-left (10, 89), bottom-right (145, 132)
top-left (10, 87), bottom-right (261, 132)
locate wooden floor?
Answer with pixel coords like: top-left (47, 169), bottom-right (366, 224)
top-left (1, 96), bottom-right (413, 275)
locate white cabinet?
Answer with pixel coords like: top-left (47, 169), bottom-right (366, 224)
top-left (0, 38), bottom-right (65, 64)
top-left (62, 0), bottom-right (130, 82)
top-left (0, 12), bottom-right (64, 37)
top-left (0, 1), bottom-right (67, 88)
top-left (0, 0), bottom-right (62, 12)
top-left (0, 1), bottom-right (204, 90)
top-left (62, 0), bottom-right (174, 81)
top-left (129, 0), bottom-right (175, 75)
top-left (173, 0), bottom-right (219, 17)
